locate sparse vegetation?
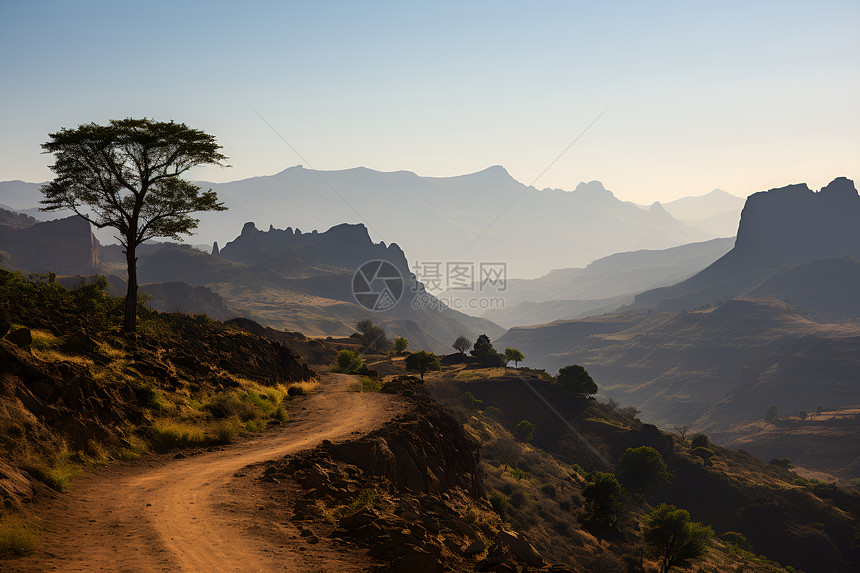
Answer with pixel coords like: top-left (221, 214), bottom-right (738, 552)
top-left (348, 375), bottom-right (382, 393)
top-left (489, 491), bottom-right (511, 520)
top-left (150, 421), bottom-right (206, 451)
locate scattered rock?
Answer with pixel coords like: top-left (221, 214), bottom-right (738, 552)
top-left (60, 332), bottom-right (98, 354)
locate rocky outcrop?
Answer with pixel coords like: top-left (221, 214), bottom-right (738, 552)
top-left (634, 177), bottom-right (860, 312)
top-left (0, 215), bottom-right (99, 275)
top-left (220, 221), bottom-right (410, 278)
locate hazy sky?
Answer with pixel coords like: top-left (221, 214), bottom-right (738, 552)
top-left (1, 1), bottom-right (858, 203)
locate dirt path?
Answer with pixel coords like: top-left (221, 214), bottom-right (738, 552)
top-left (7, 373), bottom-right (403, 572)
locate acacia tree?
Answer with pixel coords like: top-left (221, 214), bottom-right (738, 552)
top-left (40, 119), bottom-right (228, 332)
top-left (504, 347), bottom-right (525, 367)
top-left (405, 351), bottom-right (440, 380)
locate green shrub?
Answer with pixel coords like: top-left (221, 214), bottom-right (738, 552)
top-left (720, 531), bottom-right (751, 551)
top-left (214, 420), bottom-right (240, 443)
top-left (489, 492), bottom-right (510, 519)
top-left (769, 457), bottom-right (791, 468)
top-left (287, 385), bottom-right (305, 397)
top-left (245, 419), bottom-right (267, 432)
top-left (206, 394), bottom-right (257, 421)
top-left (690, 433), bottom-right (710, 449)
top-left (331, 349), bottom-right (364, 374)
top-left (461, 391), bottom-right (483, 410)
top-left (348, 376), bottom-right (381, 392)
top-left (642, 504), bottom-right (713, 572)
top-left (273, 405), bottom-right (289, 422)
top-left (582, 472), bottom-right (626, 528)
top-left (555, 364), bottom-right (598, 396)
top-left (514, 419), bottom-right (536, 442)
top-left (616, 446), bottom-right (670, 495)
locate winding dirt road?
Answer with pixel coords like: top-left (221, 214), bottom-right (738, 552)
top-left (7, 373), bottom-right (403, 572)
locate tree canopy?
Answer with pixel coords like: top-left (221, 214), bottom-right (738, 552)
top-left (452, 334), bottom-right (472, 355)
top-left (504, 347), bottom-right (525, 367)
top-left (405, 351), bottom-right (440, 380)
top-left (470, 334), bottom-right (505, 366)
top-left (555, 364), bottom-right (598, 396)
top-left (616, 446), bottom-right (670, 495)
top-left (394, 336), bottom-right (408, 354)
top-left (641, 504), bottom-right (713, 573)
top-left (40, 118), bottom-right (228, 331)
top-left (355, 319), bottom-right (388, 352)
top-left (582, 472), bottom-right (627, 528)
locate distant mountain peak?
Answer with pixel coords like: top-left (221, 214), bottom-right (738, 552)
top-left (572, 180), bottom-right (615, 200)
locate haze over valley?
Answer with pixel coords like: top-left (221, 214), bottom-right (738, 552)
top-left (2, 2), bottom-right (859, 572)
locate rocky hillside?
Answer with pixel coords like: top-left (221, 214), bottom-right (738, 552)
top-left (0, 269), bottom-right (314, 510)
top-left (425, 364), bottom-right (860, 573)
top-left (498, 297), bottom-right (860, 475)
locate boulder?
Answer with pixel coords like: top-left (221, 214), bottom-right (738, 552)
top-left (338, 506), bottom-right (379, 531)
top-left (392, 550), bottom-right (442, 573)
top-left (6, 328), bottom-right (31, 348)
top-left (462, 539), bottom-right (486, 557)
top-left (489, 530), bottom-right (544, 567)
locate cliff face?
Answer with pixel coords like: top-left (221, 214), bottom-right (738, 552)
top-left (734, 177), bottom-right (860, 264)
top-left (220, 222), bottom-right (410, 277)
top-left (634, 177), bottom-right (859, 311)
top-left (0, 215), bottom-right (99, 275)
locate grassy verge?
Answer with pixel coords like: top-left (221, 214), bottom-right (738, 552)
top-left (0, 515), bottom-right (38, 556)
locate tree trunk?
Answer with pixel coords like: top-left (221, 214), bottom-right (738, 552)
top-left (123, 242), bottom-right (138, 332)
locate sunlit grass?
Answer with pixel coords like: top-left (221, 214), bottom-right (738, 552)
top-left (0, 515), bottom-right (38, 556)
top-left (150, 420), bottom-right (206, 450)
top-left (287, 380), bottom-right (320, 395)
top-left (31, 348), bottom-right (94, 367)
top-left (29, 329), bottom-right (59, 351)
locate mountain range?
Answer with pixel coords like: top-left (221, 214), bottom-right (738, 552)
top-left (498, 177), bottom-right (860, 475)
top-left (441, 237), bottom-right (735, 327)
top-left (0, 167), bottom-right (735, 279)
